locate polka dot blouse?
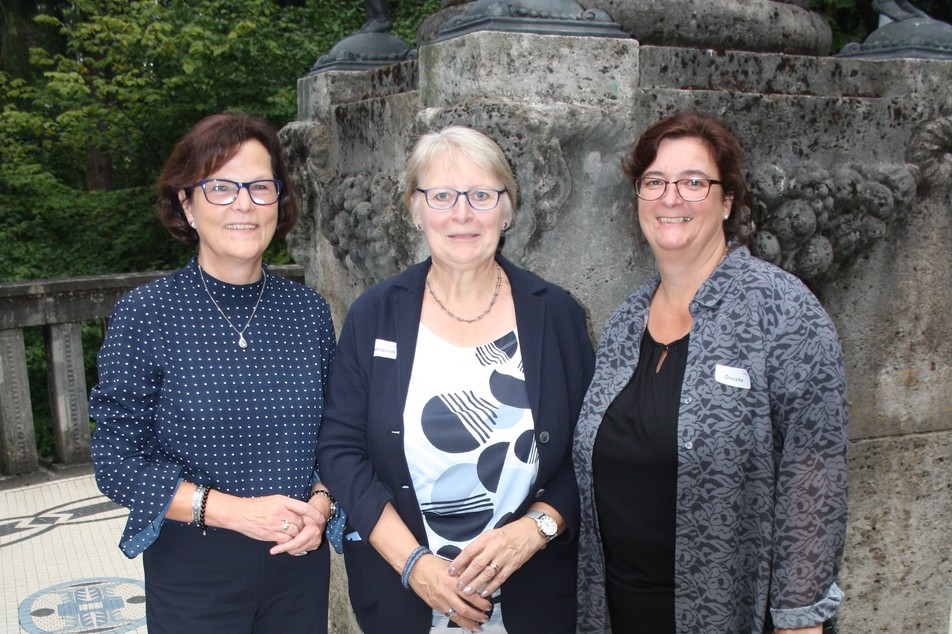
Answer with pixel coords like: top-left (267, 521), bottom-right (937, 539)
top-left (89, 257), bottom-right (336, 558)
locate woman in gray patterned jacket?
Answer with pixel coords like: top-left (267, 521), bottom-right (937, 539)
top-left (573, 111), bottom-right (847, 634)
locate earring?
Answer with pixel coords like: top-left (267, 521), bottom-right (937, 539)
top-left (502, 221), bottom-right (509, 230)
top-left (416, 223), bottom-right (423, 231)
top-left (723, 215), bottom-right (728, 220)
top-left (189, 219), bottom-right (196, 228)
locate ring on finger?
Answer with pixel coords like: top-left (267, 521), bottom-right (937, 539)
top-left (293, 551), bottom-right (308, 557)
top-left (281, 519), bottom-right (290, 532)
top-left (444, 608), bottom-right (456, 619)
top-left (486, 562), bottom-right (500, 576)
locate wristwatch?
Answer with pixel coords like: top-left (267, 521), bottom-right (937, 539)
top-left (525, 510), bottom-right (558, 542)
top-left (309, 488), bottom-right (337, 518)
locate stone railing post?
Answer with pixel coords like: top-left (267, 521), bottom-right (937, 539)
top-left (44, 322), bottom-right (91, 464)
top-left (0, 328), bottom-right (39, 474)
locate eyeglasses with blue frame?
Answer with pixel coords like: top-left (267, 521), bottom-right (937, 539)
top-left (187, 178), bottom-right (283, 206)
top-left (415, 187), bottom-right (507, 211)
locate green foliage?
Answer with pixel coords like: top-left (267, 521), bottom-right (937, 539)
top-left (0, 0), bottom-right (412, 286)
top-left (1, 0), bottom-right (441, 458)
top-left (391, 0), bottom-right (443, 46)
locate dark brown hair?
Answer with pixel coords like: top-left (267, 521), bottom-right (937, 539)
top-left (157, 112), bottom-right (299, 245)
top-left (622, 110), bottom-right (752, 246)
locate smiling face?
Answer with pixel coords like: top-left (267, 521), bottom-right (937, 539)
top-left (412, 149), bottom-right (512, 272)
top-left (180, 139), bottom-right (278, 282)
top-left (637, 136), bottom-right (733, 262)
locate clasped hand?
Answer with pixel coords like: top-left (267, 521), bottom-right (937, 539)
top-left (409, 519), bottom-right (546, 631)
top-left (229, 494), bottom-right (327, 556)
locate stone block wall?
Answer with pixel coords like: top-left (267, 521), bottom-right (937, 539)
top-left (286, 29), bottom-right (952, 633)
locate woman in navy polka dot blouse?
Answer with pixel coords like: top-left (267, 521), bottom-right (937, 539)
top-left (89, 113), bottom-right (339, 633)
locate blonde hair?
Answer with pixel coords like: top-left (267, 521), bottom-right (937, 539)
top-left (404, 126), bottom-right (518, 220)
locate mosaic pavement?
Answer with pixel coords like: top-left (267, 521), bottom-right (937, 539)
top-left (1, 473), bottom-right (146, 633)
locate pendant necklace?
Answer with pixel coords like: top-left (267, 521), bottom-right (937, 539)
top-left (198, 262), bottom-right (267, 349)
top-left (426, 263), bottom-right (502, 323)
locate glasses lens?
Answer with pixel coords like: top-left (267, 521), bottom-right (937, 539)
top-left (676, 178), bottom-right (711, 202)
top-left (425, 189), bottom-right (458, 210)
top-left (248, 180), bottom-right (281, 204)
top-left (467, 189), bottom-right (501, 210)
top-left (202, 180), bottom-right (240, 204)
top-left (636, 178), bottom-right (665, 201)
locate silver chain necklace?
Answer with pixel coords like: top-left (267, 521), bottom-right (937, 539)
top-left (198, 263), bottom-right (267, 349)
top-left (426, 263), bottom-right (502, 323)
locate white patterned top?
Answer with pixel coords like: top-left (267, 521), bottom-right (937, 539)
top-left (404, 324), bottom-right (538, 632)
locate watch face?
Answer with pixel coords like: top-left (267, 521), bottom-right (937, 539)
top-left (537, 514), bottom-right (557, 537)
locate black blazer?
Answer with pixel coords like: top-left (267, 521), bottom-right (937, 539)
top-left (317, 255), bottom-right (594, 633)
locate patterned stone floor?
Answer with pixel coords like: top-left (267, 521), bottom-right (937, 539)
top-left (1, 470), bottom-right (146, 634)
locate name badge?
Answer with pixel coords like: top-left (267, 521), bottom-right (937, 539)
top-left (715, 364), bottom-right (751, 390)
top-left (374, 339), bottom-right (397, 359)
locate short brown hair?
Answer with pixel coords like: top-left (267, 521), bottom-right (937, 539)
top-left (157, 113), bottom-right (299, 245)
top-left (622, 111), bottom-right (752, 246)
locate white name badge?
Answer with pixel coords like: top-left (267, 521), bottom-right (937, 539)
top-left (374, 339), bottom-right (397, 359)
top-left (715, 364), bottom-right (751, 390)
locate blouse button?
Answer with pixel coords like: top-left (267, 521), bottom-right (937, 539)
top-left (538, 431), bottom-right (550, 444)
top-left (683, 441), bottom-right (694, 450)
top-left (534, 488), bottom-right (546, 498)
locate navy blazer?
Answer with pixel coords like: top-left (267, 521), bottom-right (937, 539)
top-left (318, 255), bottom-right (594, 634)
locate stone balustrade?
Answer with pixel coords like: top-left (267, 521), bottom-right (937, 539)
top-left (0, 265), bottom-right (304, 476)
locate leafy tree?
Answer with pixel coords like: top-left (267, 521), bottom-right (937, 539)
top-left (0, 0), bottom-right (439, 458)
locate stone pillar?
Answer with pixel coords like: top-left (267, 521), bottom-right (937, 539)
top-left (0, 328), bottom-right (39, 475)
top-left (44, 322), bottom-right (91, 465)
top-left (287, 17), bottom-right (952, 631)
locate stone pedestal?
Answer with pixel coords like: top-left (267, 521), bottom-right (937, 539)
top-left (287, 26), bottom-right (952, 633)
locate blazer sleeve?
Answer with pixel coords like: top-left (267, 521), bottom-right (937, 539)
top-left (532, 297), bottom-right (595, 541)
top-left (316, 303), bottom-right (395, 540)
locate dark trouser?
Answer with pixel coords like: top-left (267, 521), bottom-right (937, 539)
top-left (143, 520), bottom-right (329, 634)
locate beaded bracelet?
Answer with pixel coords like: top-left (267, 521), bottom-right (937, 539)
top-left (401, 545), bottom-right (432, 590)
top-left (198, 486), bottom-right (212, 535)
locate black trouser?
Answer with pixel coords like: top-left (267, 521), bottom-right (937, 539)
top-left (143, 520), bottom-right (329, 634)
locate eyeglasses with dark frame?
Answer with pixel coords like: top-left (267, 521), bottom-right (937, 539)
top-left (415, 187), bottom-right (507, 211)
top-left (187, 178), bottom-right (284, 206)
top-left (634, 177), bottom-right (723, 202)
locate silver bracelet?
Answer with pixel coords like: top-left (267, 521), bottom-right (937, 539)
top-left (191, 485), bottom-right (208, 525)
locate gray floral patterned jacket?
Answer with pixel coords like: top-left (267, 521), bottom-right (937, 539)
top-left (574, 246), bottom-right (847, 633)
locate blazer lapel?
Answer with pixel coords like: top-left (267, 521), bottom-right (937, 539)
top-left (504, 259), bottom-right (545, 433)
top-left (393, 261), bottom-right (428, 416)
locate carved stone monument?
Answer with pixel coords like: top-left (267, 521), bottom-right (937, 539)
top-left (286, 1), bottom-right (952, 631)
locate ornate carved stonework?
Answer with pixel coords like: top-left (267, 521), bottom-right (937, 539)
top-left (280, 121), bottom-right (414, 285)
top-left (750, 160), bottom-right (916, 281)
top-left (907, 116), bottom-right (952, 194)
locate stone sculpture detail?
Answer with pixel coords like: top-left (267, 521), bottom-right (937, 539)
top-left (872, 0), bottom-right (929, 22)
top-left (749, 161), bottom-right (916, 282)
top-left (321, 172), bottom-right (412, 284)
top-left (907, 116), bottom-right (952, 195)
top-left (838, 0), bottom-right (952, 59)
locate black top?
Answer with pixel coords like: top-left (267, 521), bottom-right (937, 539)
top-left (592, 327), bottom-right (688, 633)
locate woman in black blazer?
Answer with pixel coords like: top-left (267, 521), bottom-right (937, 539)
top-left (317, 126), bottom-right (594, 633)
